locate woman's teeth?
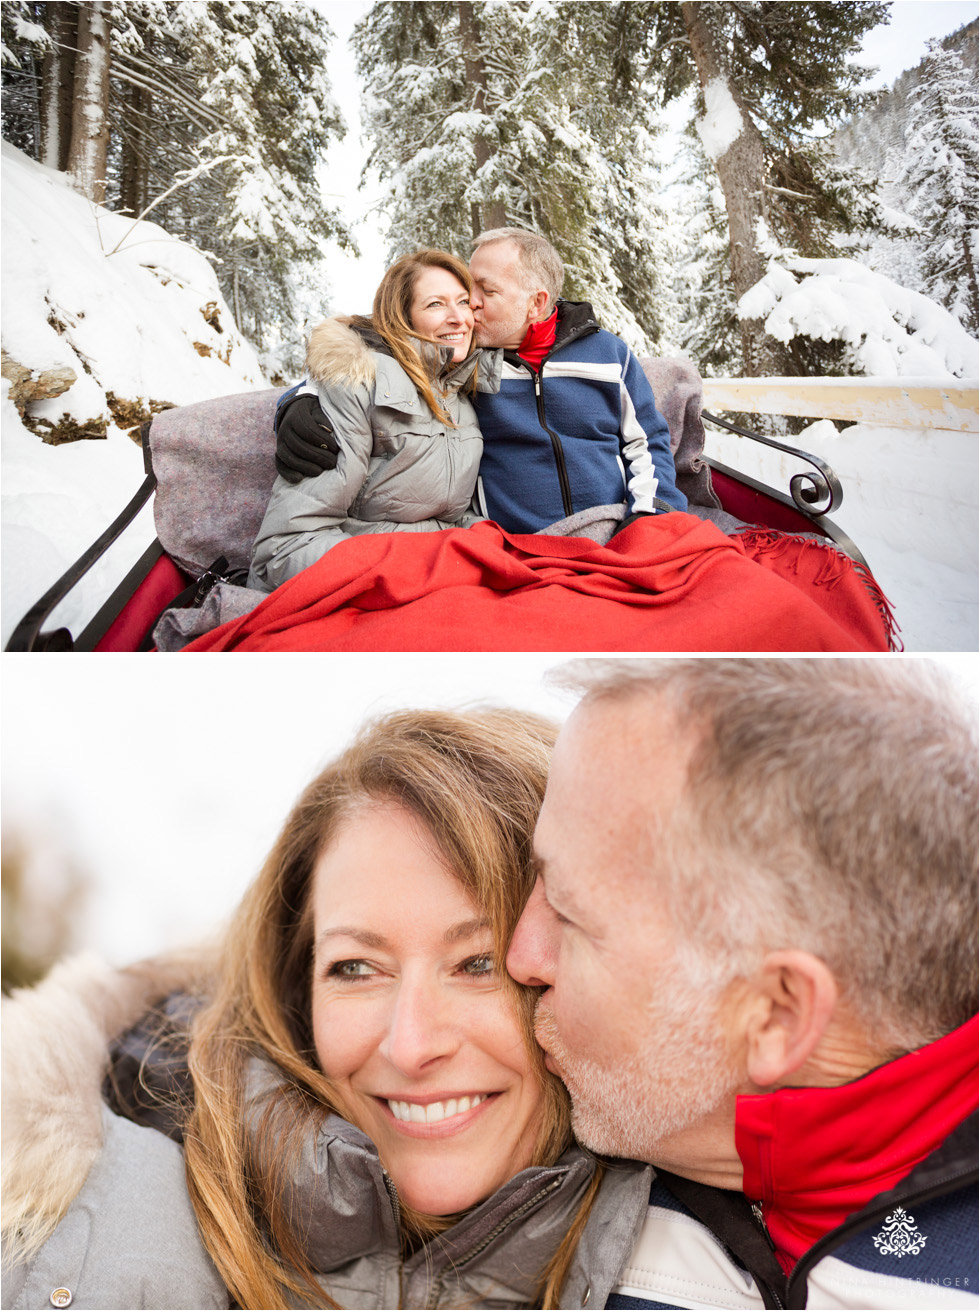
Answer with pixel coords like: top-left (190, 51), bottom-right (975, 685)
top-left (387, 1093), bottom-right (487, 1124)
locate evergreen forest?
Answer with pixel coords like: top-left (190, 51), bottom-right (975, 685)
top-left (2, 1), bottom-right (977, 378)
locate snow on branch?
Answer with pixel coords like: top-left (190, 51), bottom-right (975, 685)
top-left (739, 255), bottom-right (977, 377)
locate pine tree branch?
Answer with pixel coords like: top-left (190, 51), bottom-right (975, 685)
top-left (105, 155), bottom-right (245, 256)
top-left (764, 182), bottom-right (817, 202)
top-left (110, 55), bottom-right (226, 129)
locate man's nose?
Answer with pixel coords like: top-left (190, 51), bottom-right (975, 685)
top-left (470, 286), bottom-right (484, 311)
top-left (379, 973), bottom-right (460, 1077)
top-left (507, 879), bottom-right (558, 988)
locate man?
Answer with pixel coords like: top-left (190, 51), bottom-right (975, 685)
top-left (508, 658), bottom-right (978, 1310)
top-left (464, 228), bottom-right (686, 532)
top-left (274, 228), bottom-right (687, 534)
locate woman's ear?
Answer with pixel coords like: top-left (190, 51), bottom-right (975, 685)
top-left (742, 950), bottom-right (838, 1090)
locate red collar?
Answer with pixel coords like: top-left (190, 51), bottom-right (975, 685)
top-left (518, 308), bottom-right (558, 370)
top-left (736, 1014), bottom-right (979, 1271)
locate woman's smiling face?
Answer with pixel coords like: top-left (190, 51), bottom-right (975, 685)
top-left (310, 802), bottom-right (545, 1216)
top-left (409, 267), bottom-right (475, 363)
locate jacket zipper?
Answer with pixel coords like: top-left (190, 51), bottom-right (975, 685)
top-left (423, 1176), bottom-right (564, 1309)
top-left (533, 370), bottom-right (574, 518)
top-left (382, 1169), bottom-right (405, 1308)
top-left (506, 313), bottom-right (597, 523)
top-left (749, 1202), bottom-right (785, 1309)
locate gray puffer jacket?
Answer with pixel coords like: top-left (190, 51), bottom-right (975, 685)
top-left (1, 955), bottom-right (653, 1310)
top-left (247, 319), bottom-right (502, 592)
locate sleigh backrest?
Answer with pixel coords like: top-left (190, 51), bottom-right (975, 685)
top-left (639, 356), bottom-right (718, 510)
top-left (147, 388), bottom-right (280, 577)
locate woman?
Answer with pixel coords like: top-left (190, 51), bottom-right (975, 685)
top-left (1, 708), bottom-right (651, 1310)
top-left (247, 250), bottom-right (499, 592)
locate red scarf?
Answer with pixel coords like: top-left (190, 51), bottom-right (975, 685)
top-left (518, 308), bottom-right (558, 370)
top-left (736, 1014), bottom-right (979, 1272)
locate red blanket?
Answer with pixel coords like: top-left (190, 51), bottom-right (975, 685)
top-left (185, 515), bottom-right (896, 653)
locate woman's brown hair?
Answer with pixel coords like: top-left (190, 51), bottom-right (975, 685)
top-left (371, 249), bottom-right (475, 424)
top-left (182, 706), bottom-right (601, 1308)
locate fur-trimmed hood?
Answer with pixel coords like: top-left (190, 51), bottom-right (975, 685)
top-left (305, 316), bottom-right (501, 396)
top-left (1, 951), bottom-right (211, 1266)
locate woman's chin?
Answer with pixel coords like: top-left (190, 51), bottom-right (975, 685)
top-left (395, 1177), bottom-right (488, 1217)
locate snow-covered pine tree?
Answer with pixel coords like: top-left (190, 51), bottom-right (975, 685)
top-left (179, 2), bottom-right (350, 356)
top-left (897, 39), bottom-right (979, 335)
top-left (353, 0), bottom-right (671, 349)
top-left (614, 1), bottom-right (889, 375)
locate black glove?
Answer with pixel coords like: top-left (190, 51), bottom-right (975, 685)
top-left (275, 394), bottom-right (341, 483)
top-left (610, 499), bottom-right (675, 538)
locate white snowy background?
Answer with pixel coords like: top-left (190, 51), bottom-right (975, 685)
top-left (3, 653), bottom-right (977, 968)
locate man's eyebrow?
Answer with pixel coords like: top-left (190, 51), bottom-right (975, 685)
top-left (531, 855), bottom-right (590, 923)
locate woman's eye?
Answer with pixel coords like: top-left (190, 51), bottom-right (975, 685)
top-left (328, 959), bottom-right (376, 979)
top-left (461, 953), bottom-right (495, 977)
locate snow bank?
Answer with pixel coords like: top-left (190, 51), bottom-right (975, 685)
top-left (739, 254), bottom-right (977, 378)
top-left (2, 143), bottom-right (268, 647)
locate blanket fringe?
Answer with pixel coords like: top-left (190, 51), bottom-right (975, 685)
top-left (736, 529), bottom-right (903, 653)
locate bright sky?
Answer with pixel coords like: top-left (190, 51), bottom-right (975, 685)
top-left (310, 0), bottom-right (979, 312)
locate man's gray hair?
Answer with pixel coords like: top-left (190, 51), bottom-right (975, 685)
top-left (552, 658), bottom-right (979, 1053)
top-left (473, 227), bottom-right (564, 305)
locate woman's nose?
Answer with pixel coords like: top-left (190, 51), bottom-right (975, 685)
top-left (379, 975), bottom-right (460, 1076)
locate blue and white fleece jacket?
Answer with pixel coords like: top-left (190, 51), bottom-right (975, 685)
top-left (604, 1115), bottom-right (978, 1310)
top-left (472, 300), bottom-right (687, 534)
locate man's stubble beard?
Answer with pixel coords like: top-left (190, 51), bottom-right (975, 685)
top-left (473, 307), bottom-right (530, 351)
top-left (534, 974), bottom-right (739, 1164)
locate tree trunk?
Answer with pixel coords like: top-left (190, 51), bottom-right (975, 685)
top-left (40, 3), bottom-right (78, 172)
top-left (458, 1), bottom-right (507, 237)
top-left (960, 229), bottom-right (979, 333)
top-left (233, 263), bottom-right (243, 333)
top-left (67, 1), bottom-right (111, 203)
top-left (119, 81), bottom-right (151, 217)
top-left (680, 1), bottom-right (784, 376)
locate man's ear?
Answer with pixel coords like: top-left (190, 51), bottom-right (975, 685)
top-left (528, 289), bottom-right (551, 322)
top-left (742, 950), bottom-right (838, 1090)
